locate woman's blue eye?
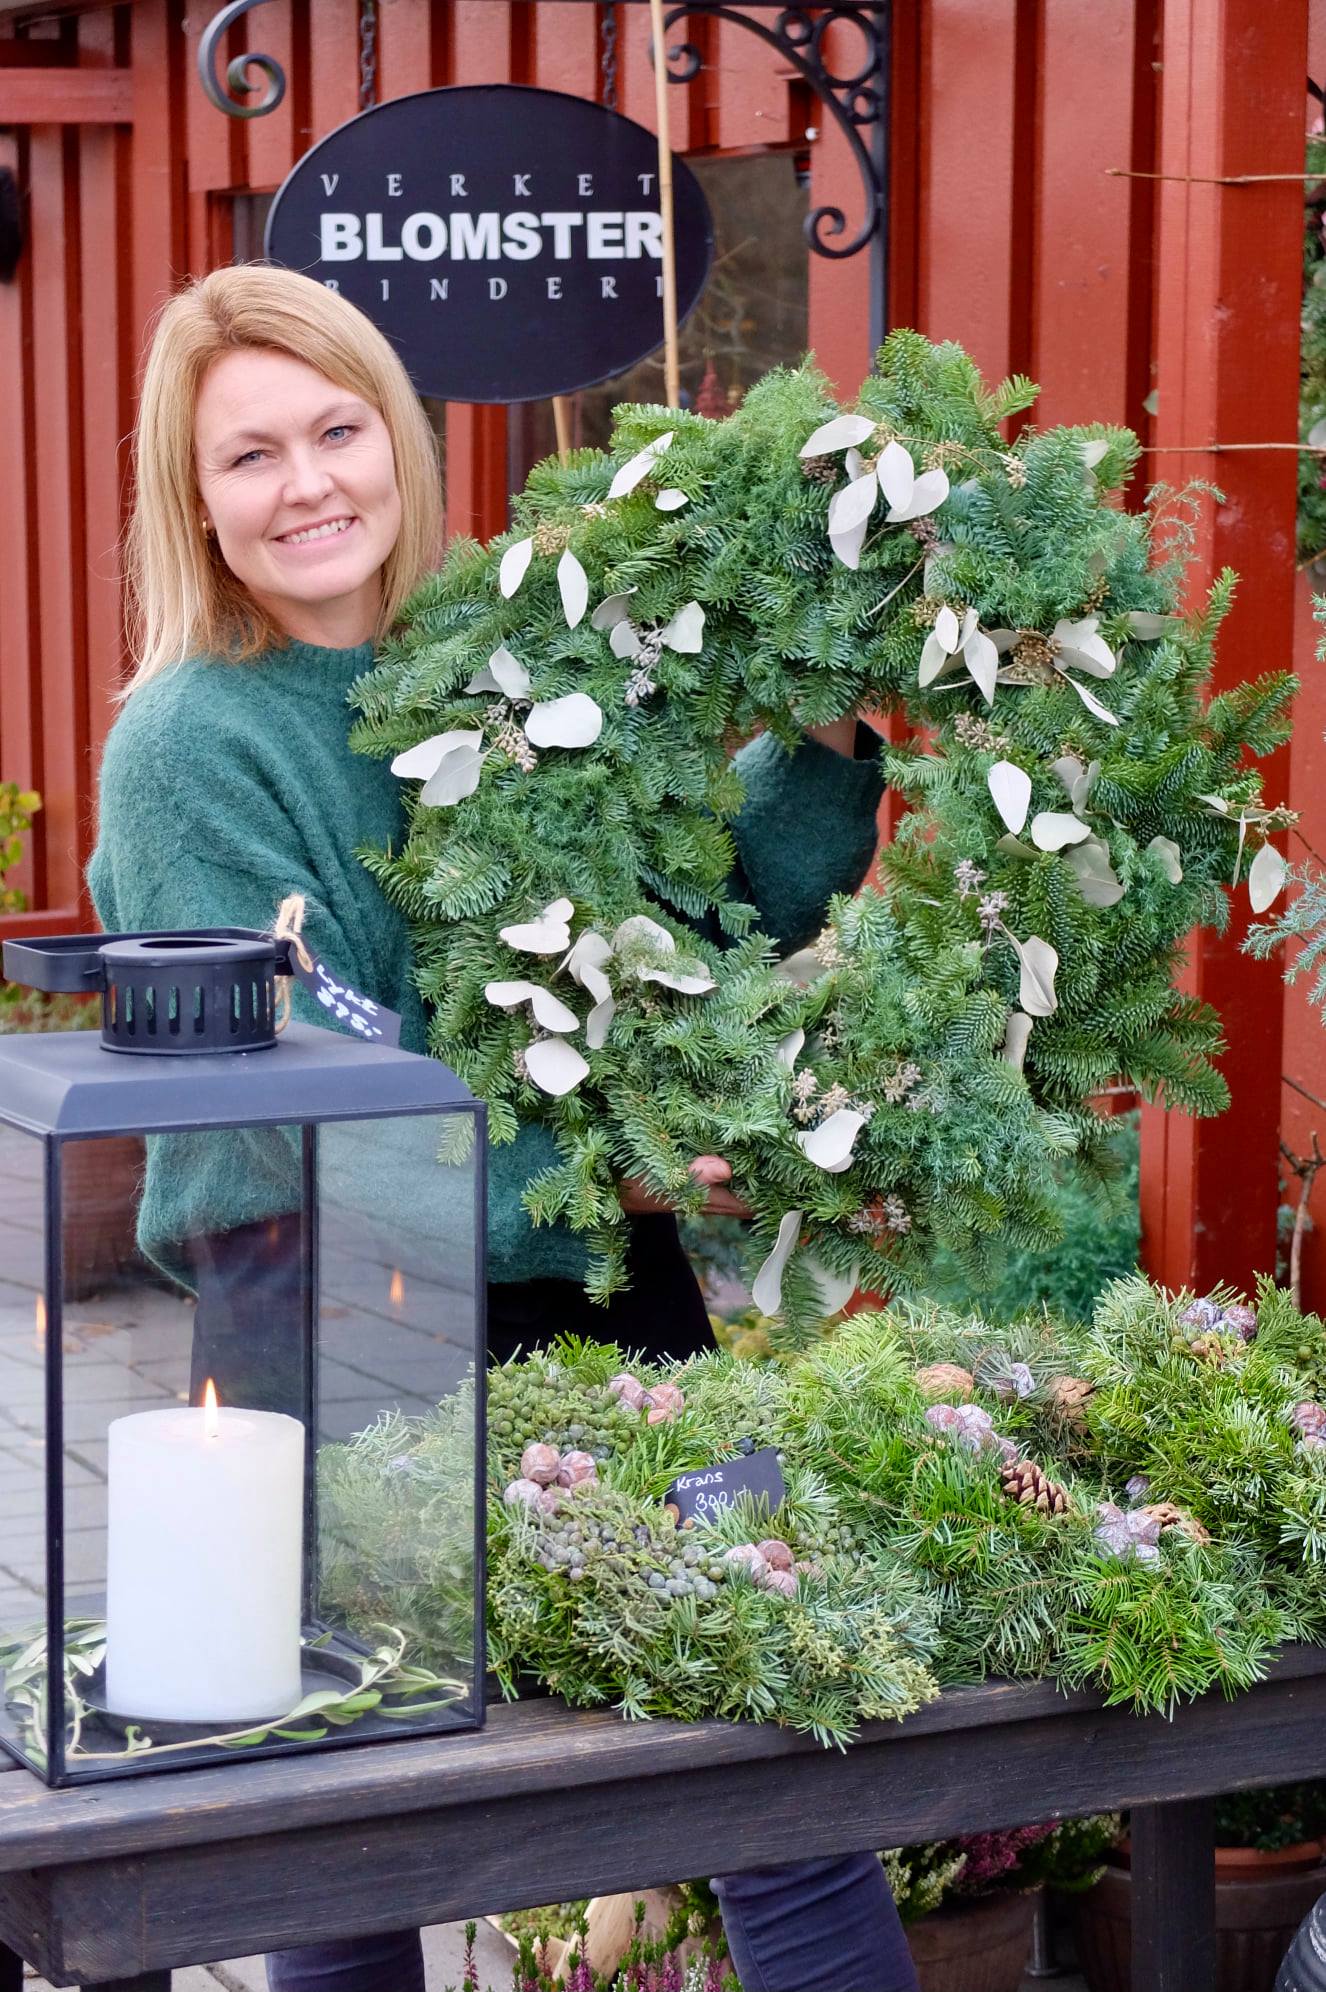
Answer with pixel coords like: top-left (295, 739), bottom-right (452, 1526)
top-left (325, 424), bottom-right (355, 443)
top-left (233, 449), bottom-right (263, 467)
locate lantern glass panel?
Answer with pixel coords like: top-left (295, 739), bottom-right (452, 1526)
top-left (0, 1122), bottom-right (48, 1775)
top-left (0, 1089), bottom-right (483, 1786)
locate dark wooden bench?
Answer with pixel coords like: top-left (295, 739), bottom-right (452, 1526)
top-left (3, 1650), bottom-right (1326, 1991)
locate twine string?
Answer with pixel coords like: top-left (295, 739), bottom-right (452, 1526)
top-left (272, 892), bottom-right (313, 1034)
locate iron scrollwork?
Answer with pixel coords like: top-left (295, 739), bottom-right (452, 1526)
top-left (198, 0), bottom-right (287, 120)
top-left (660, 3), bottom-right (889, 260)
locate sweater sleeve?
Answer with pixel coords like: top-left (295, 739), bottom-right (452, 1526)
top-left (725, 723), bottom-right (885, 956)
top-left (88, 693), bottom-right (374, 1268)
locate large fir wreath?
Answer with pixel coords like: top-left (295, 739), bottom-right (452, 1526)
top-left (352, 333), bottom-right (1293, 1339)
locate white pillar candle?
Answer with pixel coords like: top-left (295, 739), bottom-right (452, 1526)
top-left (105, 1390), bottom-right (305, 1724)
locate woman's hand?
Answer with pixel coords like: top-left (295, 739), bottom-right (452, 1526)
top-left (619, 1154), bottom-right (753, 1218)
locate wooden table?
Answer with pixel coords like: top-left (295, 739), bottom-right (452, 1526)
top-left (2, 1651), bottom-right (1326, 1992)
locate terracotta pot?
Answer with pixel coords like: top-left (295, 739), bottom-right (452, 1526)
top-left (905, 1889), bottom-right (1039, 1992)
top-left (1117, 1837), bottom-right (1325, 1886)
top-left (1073, 1857), bottom-right (1326, 1992)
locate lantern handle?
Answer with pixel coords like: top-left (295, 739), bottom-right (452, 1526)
top-left (2, 929), bottom-right (294, 993)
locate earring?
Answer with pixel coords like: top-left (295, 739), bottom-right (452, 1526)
top-left (201, 518), bottom-right (215, 537)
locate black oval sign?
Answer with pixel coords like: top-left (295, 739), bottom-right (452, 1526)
top-left (264, 84), bottom-right (714, 406)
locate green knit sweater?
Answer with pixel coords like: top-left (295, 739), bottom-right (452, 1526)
top-left (88, 638), bottom-right (884, 1282)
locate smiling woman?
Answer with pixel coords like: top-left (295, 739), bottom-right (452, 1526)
top-left (119, 264), bottom-right (442, 690)
top-left (193, 352), bottom-right (403, 651)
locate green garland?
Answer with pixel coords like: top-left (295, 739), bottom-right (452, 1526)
top-left (1299, 134), bottom-right (1326, 566)
top-left (319, 1277), bottom-right (1326, 1736)
top-left (352, 334), bottom-right (1293, 1337)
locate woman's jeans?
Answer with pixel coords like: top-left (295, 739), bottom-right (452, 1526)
top-left (265, 1851), bottom-right (919, 1991)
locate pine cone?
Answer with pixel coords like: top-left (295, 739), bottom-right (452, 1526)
top-left (800, 454), bottom-right (840, 487)
top-left (1143, 1502), bottom-right (1211, 1546)
top-left (1000, 1457), bottom-right (1071, 1517)
top-left (1046, 1375), bottom-right (1096, 1428)
top-left (915, 1362), bottom-right (976, 1403)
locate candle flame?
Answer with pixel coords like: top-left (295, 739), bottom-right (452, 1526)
top-left (203, 1377), bottom-right (220, 1439)
top-left (33, 1295), bottom-right (46, 1347)
top-left (389, 1268), bottom-right (405, 1307)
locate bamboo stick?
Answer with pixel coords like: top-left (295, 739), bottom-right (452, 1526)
top-left (648, 0), bottom-right (680, 410)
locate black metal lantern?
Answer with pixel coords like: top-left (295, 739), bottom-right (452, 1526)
top-left (0, 930), bottom-right (486, 1786)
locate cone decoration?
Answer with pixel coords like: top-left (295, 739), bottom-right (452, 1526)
top-left (1046, 1375), bottom-right (1095, 1427)
top-left (1000, 1457), bottom-right (1071, 1516)
top-left (1143, 1502), bottom-right (1212, 1546)
top-left (915, 1362), bottom-right (976, 1403)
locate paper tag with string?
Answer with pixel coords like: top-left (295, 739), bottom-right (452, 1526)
top-left (273, 894), bottom-right (402, 1047)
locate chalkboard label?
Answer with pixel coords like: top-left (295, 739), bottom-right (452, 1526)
top-left (665, 1445), bottom-right (786, 1527)
top-left (286, 948), bottom-right (402, 1047)
top-left (265, 85), bottom-right (714, 404)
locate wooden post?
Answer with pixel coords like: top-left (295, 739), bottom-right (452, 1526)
top-left (552, 396), bottom-right (572, 465)
top-left (648, 0), bottom-right (680, 409)
top-left (1139, 0), bottom-right (1307, 1293)
top-left (1130, 1798), bottom-right (1216, 1991)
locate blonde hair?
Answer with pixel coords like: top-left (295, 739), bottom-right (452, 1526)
top-left (122, 264), bottom-right (443, 694)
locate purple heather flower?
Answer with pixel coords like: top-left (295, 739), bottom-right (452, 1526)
top-left (925, 1402), bottom-right (1007, 1455)
top-left (1223, 1302), bottom-right (1258, 1343)
top-left (1179, 1297), bottom-right (1223, 1336)
top-left (1094, 1501), bottom-right (1162, 1566)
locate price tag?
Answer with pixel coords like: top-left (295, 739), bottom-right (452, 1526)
top-left (285, 948), bottom-right (402, 1047)
top-left (665, 1443), bottom-right (786, 1527)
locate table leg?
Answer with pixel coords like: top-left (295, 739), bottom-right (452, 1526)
top-left (0, 1944), bottom-right (22, 1992)
top-left (1131, 1796), bottom-right (1216, 1992)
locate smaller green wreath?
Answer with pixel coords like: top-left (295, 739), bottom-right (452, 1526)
top-left (353, 332), bottom-right (1294, 1341)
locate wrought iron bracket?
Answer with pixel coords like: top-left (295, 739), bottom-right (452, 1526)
top-left (198, 0), bottom-right (286, 121)
top-left (660, 3), bottom-right (889, 264)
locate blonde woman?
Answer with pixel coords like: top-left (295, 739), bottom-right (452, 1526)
top-left (90, 265), bottom-right (918, 1992)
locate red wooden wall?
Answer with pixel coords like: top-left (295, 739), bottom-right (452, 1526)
top-left (0, 0), bottom-right (1316, 1303)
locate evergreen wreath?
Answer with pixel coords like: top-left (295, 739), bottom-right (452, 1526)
top-left (320, 1276), bottom-right (1326, 1733)
top-left (352, 332), bottom-right (1294, 1340)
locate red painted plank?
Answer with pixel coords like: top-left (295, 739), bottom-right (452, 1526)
top-left (27, 126), bottom-right (84, 918)
top-left (0, 126), bottom-right (39, 906)
top-left (1138, 0), bottom-right (1307, 1295)
top-left (713, 14), bottom-right (788, 153)
top-left (130, 0), bottom-right (186, 348)
top-left (0, 68), bottom-right (131, 122)
top-left (529, 0), bottom-right (597, 100)
top-left (76, 11), bottom-right (128, 896)
top-left (915, 0), bottom-right (1019, 385)
top-left (308, 0), bottom-right (361, 144)
top-left (1031, 3), bottom-right (1140, 429)
top-left (375, 0), bottom-right (437, 101)
top-left (244, 0), bottom-right (299, 192)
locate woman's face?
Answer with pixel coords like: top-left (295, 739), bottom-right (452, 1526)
top-left (193, 347), bottom-right (402, 648)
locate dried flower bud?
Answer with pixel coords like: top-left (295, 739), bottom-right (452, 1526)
top-left (1125, 1474), bottom-right (1151, 1505)
top-left (557, 1450), bottom-right (598, 1488)
top-left (520, 1442), bottom-right (562, 1486)
top-left (756, 1538), bottom-right (794, 1572)
top-left (647, 1405), bottom-right (675, 1425)
top-left (723, 1544), bottom-right (769, 1584)
top-left (1179, 1297), bottom-right (1223, 1336)
top-left (795, 1559), bottom-right (824, 1581)
top-left (608, 1372), bottom-right (646, 1410)
top-left (761, 1569), bottom-right (797, 1599)
top-left (1290, 1401), bottom-right (1326, 1439)
top-left (536, 1485), bottom-right (564, 1514)
top-left (1223, 1302), bottom-right (1258, 1343)
top-left (644, 1382), bottom-right (686, 1416)
top-left (503, 1478), bottom-right (544, 1509)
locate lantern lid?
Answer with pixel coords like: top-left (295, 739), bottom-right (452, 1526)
top-left (0, 1021), bottom-right (479, 1137)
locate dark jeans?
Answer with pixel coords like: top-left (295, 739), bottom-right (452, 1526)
top-left (188, 1219), bottom-right (914, 1992)
top-left (266, 1854), bottom-right (918, 1991)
